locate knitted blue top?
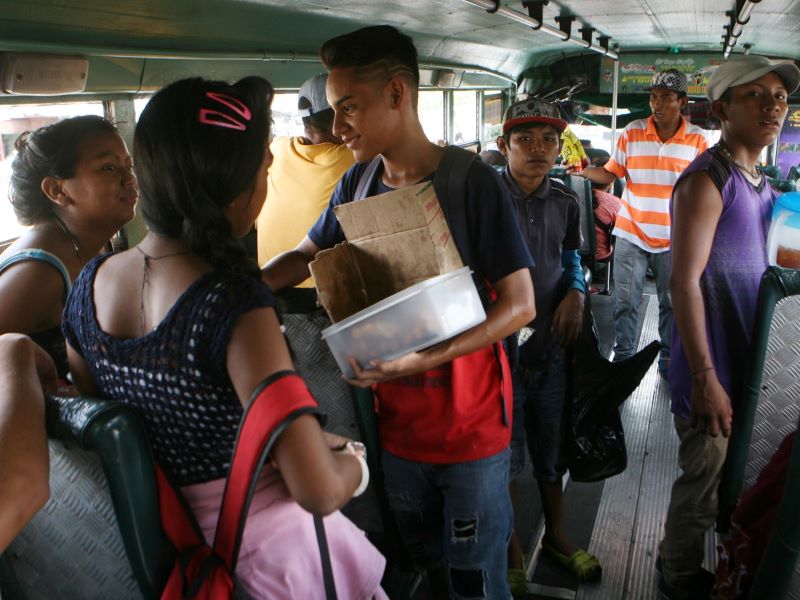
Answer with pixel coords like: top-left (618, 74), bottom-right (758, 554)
top-left (63, 254), bottom-right (276, 485)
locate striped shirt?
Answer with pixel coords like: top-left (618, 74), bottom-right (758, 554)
top-left (605, 116), bottom-right (710, 252)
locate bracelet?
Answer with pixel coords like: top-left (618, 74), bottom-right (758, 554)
top-left (340, 441), bottom-right (369, 497)
top-left (351, 453), bottom-right (370, 497)
top-left (691, 366), bottom-right (715, 376)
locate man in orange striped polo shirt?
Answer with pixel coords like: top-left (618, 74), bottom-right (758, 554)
top-left (579, 69), bottom-right (710, 377)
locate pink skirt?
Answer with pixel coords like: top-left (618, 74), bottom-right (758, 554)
top-left (182, 470), bottom-right (387, 599)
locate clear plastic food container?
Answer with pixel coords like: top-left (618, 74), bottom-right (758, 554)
top-left (321, 266), bottom-right (486, 378)
top-left (768, 192), bottom-right (800, 268)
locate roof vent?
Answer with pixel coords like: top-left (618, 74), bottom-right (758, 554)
top-left (1, 53), bottom-right (88, 95)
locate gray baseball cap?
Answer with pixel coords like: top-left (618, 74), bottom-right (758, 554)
top-left (706, 55), bottom-right (800, 101)
top-left (298, 73), bottom-right (331, 117)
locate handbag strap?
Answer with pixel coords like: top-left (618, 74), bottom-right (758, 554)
top-left (314, 515), bottom-right (339, 600)
top-left (213, 370), bottom-right (322, 569)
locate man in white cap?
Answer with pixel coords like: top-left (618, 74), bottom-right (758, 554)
top-left (659, 54), bottom-right (800, 600)
top-left (578, 69), bottom-right (711, 379)
top-left (256, 73), bottom-right (354, 300)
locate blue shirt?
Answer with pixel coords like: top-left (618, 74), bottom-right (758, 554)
top-left (308, 158), bottom-right (534, 286)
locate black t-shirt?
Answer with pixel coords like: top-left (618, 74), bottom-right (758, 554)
top-left (308, 158), bottom-right (533, 286)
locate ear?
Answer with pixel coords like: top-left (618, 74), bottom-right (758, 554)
top-left (679, 96), bottom-right (689, 111)
top-left (710, 99), bottom-right (727, 122)
top-left (41, 176), bottom-right (70, 207)
top-left (496, 136), bottom-right (509, 156)
top-left (386, 77), bottom-right (405, 109)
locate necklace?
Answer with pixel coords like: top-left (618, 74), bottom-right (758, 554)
top-left (53, 216), bottom-right (85, 266)
top-left (136, 245), bottom-right (190, 335)
top-left (717, 143), bottom-right (762, 180)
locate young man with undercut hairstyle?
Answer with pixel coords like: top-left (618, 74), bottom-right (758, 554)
top-left (262, 25), bottom-right (535, 599)
top-left (659, 54), bottom-right (800, 600)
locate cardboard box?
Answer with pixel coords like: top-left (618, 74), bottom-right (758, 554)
top-left (309, 181), bottom-right (463, 323)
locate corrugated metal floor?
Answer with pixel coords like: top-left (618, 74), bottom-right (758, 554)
top-left (575, 294), bottom-right (716, 600)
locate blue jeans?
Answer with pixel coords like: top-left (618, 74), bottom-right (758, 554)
top-left (612, 237), bottom-right (672, 361)
top-left (382, 449), bottom-right (512, 600)
top-left (510, 357), bottom-right (568, 482)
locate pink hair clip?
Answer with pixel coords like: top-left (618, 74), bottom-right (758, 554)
top-left (198, 91), bottom-right (252, 131)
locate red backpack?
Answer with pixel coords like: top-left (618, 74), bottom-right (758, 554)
top-left (156, 370), bottom-right (338, 599)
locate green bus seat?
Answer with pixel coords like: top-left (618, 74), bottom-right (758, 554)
top-left (718, 267), bottom-right (800, 598)
top-left (6, 395), bottom-right (171, 600)
top-left (613, 176), bottom-right (626, 199)
top-left (758, 165), bottom-right (782, 180)
top-left (769, 178), bottom-right (796, 193)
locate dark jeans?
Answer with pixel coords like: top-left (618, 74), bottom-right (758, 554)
top-left (510, 357), bottom-right (568, 482)
top-left (382, 448), bottom-right (513, 599)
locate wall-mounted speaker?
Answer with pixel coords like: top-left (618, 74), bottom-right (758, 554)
top-left (1, 53), bottom-right (89, 95)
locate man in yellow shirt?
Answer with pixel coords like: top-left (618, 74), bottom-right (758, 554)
top-left (256, 73), bottom-right (355, 306)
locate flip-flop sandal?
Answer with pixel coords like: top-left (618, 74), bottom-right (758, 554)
top-left (508, 552), bottom-right (530, 598)
top-left (542, 544), bottom-right (603, 582)
top-left (507, 567), bottom-right (528, 598)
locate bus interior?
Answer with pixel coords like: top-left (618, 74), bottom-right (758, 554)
top-left (1, 1), bottom-right (800, 599)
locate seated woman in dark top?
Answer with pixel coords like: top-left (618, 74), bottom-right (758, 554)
top-left (62, 77), bottom-right (386, 598)
top-left (0, 116), bottom-right (137, 380)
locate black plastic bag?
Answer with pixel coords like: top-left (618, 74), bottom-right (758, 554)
top-left (566, 294), bottom-right (660, 482)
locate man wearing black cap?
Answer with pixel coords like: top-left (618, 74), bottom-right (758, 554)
top-left (496, 98), bottom-right (601, 586)
top-left (577, 69), bottom-right (710, 379)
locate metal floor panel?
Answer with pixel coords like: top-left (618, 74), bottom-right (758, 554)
top-left (578, 294), bottom-right (668, 600)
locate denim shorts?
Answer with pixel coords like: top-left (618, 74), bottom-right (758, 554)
top-left (510, 356), bottom-right (568, 483)
top-left (381, 448), bottom-right (512, 600)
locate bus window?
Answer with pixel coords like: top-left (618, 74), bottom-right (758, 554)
top-left (0, 101), bottom-right (104, 243)
top-left (482, 90), bottom-right (504, 143)
top-left (453, 90), bottom-right (477, 144)
top-left (418, 90), bottom-right (445, 144)
top-left (271, 93), bottom-right (304, 138)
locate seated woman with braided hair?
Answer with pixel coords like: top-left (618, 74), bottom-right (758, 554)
top-left (61, 76), bottom-right (386, 599)
top-left (0, 116), bottom-right (137, 381)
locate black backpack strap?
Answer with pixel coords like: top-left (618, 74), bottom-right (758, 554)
top-left (354, 155), bottom-right (383, 201)
top-left (314, 515), bottom-right (339, 600)
top-left (432, 146), bottom-right (479, 268)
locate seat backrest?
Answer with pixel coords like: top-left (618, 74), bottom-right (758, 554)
top-left (758, 164), bottom-right (781, 180)
top-left (6, 396), bottom-right (171, 600)
top-left (769, 178), bottom-right (796, 193)
top-left (718, 267), bottom-right (800, 598)
top-left (613, 177), bottom-right (626, 199)
top-left (567, 174), bottom-right (596, 261)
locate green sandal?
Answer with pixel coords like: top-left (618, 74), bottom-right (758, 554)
top-left (508, 552), bottom-right (529, 598)
top-left (542, 544), bottom-right (603, 582)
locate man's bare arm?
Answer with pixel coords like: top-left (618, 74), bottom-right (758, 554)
top-left (261, 236), bottom-right (322, 291)
top-left (671, 171), bottom-right (731, 437)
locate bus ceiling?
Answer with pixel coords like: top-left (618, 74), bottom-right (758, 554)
top-left (0, 0), bottom-right (799, 99)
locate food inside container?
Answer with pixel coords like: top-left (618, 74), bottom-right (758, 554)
top-left (767, 192), bottom-right (800, 269)
top-left (321, 267), bottom-right (486, 378)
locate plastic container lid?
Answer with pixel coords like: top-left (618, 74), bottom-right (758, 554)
top-left (322, 267), bottom-right (475, 337)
